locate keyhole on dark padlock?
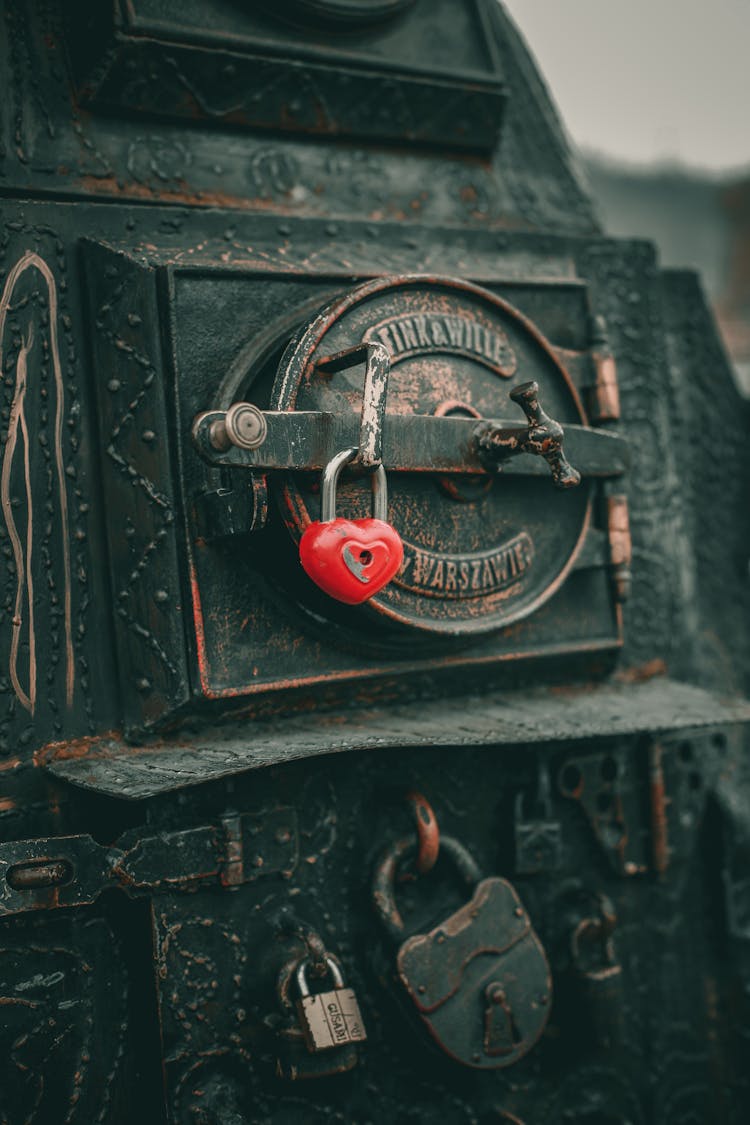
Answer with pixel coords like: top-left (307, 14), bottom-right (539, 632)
top-left (483, 982), bottom-right (522, 1057)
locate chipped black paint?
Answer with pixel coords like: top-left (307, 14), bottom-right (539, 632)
top-left (0, 2), bottom-right (749, 1122)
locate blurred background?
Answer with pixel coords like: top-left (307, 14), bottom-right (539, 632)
top-left (503, 0), bottom-right (750, 394)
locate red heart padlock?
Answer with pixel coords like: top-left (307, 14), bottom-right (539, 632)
top-left (299, 448), bottom-right (403, 605)
top-left (300, 517), bottom-right (403, 605)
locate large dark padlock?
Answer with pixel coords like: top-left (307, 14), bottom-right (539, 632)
top-left (373, 835), bottom-right (552, 1069)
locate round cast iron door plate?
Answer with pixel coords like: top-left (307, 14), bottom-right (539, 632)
top-left (272, 276), bottom-right (591, 637)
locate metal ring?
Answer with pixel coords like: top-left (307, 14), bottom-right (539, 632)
top-left (569, 891), bottom-right (618, 968)
top-left (405, 791), bottom-right (440, 875)
top-left (372, 834), bottom-right (482, 944)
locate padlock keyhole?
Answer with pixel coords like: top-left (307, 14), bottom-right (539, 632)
top-left (359, 549), bottom-right (373, 566)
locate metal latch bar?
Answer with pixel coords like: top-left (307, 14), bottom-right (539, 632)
top-left (193, 410), bottom-right (628, 479)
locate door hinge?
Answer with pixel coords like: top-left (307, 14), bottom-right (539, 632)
top-left (0, 806), bottom-right (298, 918)
top-left (587, 315), bottom-right (621, 423)
top-left (606, 494), bottom-right (632, 603)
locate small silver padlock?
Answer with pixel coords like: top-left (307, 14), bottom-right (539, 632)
top-left (295, 955), bottom-right (367, 1052)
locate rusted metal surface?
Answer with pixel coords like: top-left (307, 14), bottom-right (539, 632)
top-left (648, 741), bottom-right (670, 877)
top-left (0, 807), bottom-right (298, 917)
top-left (559, 728), bottom-right (720, 879)
top-left (6, 858), bottom-right (72, 890)
top-left (64, 0), bottom-right (508, 152)
top-left (588, 315), bottom-right (622, 422)
top-left (38, 679), bottom-right (750, 800)
top-left (1, 1), bottom-right (749, 1121)
top-left (193, 403), bottom-right (626, 476)
top-left (318, 342), bottom-right (391, 469)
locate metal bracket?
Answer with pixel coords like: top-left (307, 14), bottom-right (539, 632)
top-left (315, 341), bottom-right (391, 469)
top-left (558, 732), bottom-right (722, 878)
top-left (0, 806), bottom-right (298, 918)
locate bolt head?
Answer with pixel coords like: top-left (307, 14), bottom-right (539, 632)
top-left (225, 403), bottom-right (267, 450)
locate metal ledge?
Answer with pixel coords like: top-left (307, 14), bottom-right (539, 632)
top-left (40, 679), bottom-right (750, 801)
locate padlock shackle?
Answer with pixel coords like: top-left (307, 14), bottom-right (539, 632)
top-left (277, 951), bottom-right (347, 1012)
top-left (372, 834), bottom-right (482, 944)
top-left (320, 446), bottom-right (388, 523)
top-left (295, 954), bottom-right (344, 999)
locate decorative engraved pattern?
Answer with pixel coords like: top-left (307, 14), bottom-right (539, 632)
top-left (94, 278), bottom-right (179, 681)
top-left (102, 41), bottom-right (503, 153)
top-left (0, 914), bottom-right (128, 1124)
top-left (83, 242), bottom-right (188, 727)
top-left (0, 251), bottom-right (74, 715)
top-left (126, 135), bottom-right (192, 187)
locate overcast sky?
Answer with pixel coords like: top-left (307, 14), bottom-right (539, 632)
top-left (502, 0), bottom-right (750, 173)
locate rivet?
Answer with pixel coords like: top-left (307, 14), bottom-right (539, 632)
top-left (135, 677), bottom-right (151, 693)
top-left (107, 379), bottom-right (120, 392)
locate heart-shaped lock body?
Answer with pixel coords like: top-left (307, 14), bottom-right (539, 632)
top-left (300, 517), bottom-right (403, 605)
top-left (299, 447), bottom-right (403, 605)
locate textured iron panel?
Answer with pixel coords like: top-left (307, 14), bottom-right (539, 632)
top-left (43, 678), bottom-right (750, 799)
